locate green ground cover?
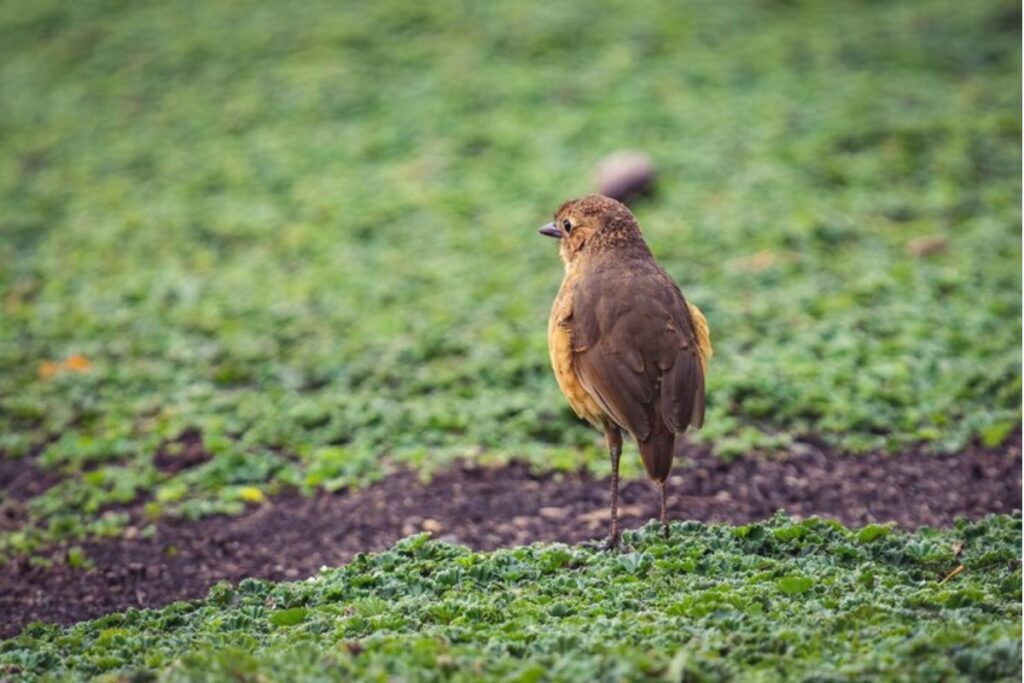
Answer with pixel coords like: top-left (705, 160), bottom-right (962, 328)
top-left (2, 515), bottom-right (1020, 682)
top-left (0, 0), bottom-right (1020, 550)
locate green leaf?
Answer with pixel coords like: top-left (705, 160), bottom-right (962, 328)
top-left (777, 575), bottom-right (815, 596)
top-left (66, 546), bottom-right (91, 570)
top-left (857, 524), bottom-right (891, 544)
top-left (269, 608), bottom-right (308, 627)
top-left (773, 525), bottom-right (810, 542)
top-left (981, 421), bottom-right (1016, 448)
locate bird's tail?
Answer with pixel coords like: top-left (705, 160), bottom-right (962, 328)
top-left (637, 402), bottom-right (676, 482)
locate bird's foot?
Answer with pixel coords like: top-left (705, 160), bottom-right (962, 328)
top-left (582, 534), bottom-right (625, 552)
top-left (601, 534), bottom-right (622, 552)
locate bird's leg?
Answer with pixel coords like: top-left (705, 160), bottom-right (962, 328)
top-left (659, 479), bottom-right (669, 539)
top-left (603, 426), bottom-right (623, 550)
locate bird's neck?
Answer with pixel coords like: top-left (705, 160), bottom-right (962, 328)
top-left (563, 246), bottom-right (651, 277)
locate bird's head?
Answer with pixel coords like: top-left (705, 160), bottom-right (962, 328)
top-left (539, 194), bottom-right (649, 266)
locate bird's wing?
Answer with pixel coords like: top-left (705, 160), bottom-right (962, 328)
top-left (572, 261), bottom-right (706, 440)
top-left (575, 333), bottom-right (653, 440)
top-left (660, 289), bottom-right (708, 432)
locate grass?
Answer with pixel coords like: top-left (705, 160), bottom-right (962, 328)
top-left (0, 0), bottom-right (1020, 554)
top-left (2, 514), bottom-right (1020, 681)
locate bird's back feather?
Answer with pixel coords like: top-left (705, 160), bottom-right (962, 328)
top-left (568, 256), bottom-right (708, 481)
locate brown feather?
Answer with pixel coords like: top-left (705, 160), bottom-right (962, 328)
top-left (636, 400), bottom-right (676, 482)
top-left (576, 347), bottom-right (652, 440)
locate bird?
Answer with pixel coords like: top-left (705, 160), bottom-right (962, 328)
top-left (539, 194), bottom-right (711, 547)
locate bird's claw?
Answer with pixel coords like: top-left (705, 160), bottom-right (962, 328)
top-left (582, 535), bottom-right (625, 552)
top-left (601, 535), bottom-right (621, 552)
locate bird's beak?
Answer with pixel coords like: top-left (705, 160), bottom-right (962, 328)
top-left (538, 222), bottom-right (562, 239)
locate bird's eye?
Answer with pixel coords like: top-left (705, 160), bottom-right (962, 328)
top-left (562, 219), bottom-right (572, 234)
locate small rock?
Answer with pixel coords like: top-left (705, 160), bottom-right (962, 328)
top-left (731, 250), bottom-right (794, 273)
top-left (907, 235), bottom-right (948, 257)
top-left (539, 506), bottom-right (569, 520)
top-left (577, 504), bottom-right (643, 523)
top-left (512, 515), bottom-right (533, 528)
top-left (594, 151), bottom-right (656, 203)
top-left (422, 518), bottom-right (442, 534)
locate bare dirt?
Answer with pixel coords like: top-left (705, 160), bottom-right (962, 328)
top-left (2, 435), bottom-right (1021, 638)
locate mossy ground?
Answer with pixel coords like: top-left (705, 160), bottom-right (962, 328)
top-left (2, 515), bottom-right (1020, 682)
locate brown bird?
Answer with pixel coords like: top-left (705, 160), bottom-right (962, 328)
top-left (540, 194), bottom-right (711, 547)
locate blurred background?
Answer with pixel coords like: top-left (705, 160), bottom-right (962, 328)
top-left (0, 0), bottom-right (1020, 549)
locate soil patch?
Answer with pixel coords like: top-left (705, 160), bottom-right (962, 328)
top-left (0, 452), bottom-right (61, 534)
top-left (3, 437), bottom-right (1020, 638)
top-left (153, 428), bottom-right (211, 474)
top-left (0, 454), bottom-right (60, 504)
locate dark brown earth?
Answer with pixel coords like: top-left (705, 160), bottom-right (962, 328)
top-left (0, 451), bottom-right (61, 533)
top-left (153, 428), bottom-right (211, 474)
top-left (2, 436), bottom-right (1021, 638)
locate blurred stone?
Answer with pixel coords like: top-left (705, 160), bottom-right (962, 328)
top-left (577, 504), bottom-right (642, 523)
top-left (422, 518), bottom-right (442, 534)
top-left (594, 151), bottom-right (656, 203)
top-left (907, 235), bottom-right (948, 257)
top-left (512, 515), bottom-right (532, 528)
top-left (730, 249), bottom-right (800, 273)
